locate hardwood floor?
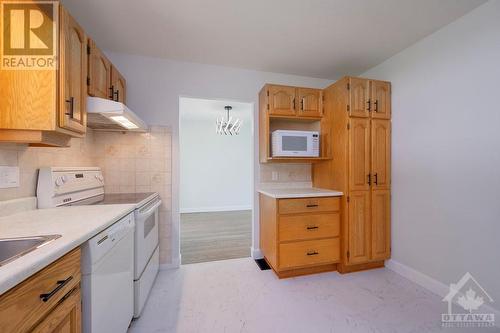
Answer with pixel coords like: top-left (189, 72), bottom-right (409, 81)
top-left (180, 210), bottom-right (252, 264)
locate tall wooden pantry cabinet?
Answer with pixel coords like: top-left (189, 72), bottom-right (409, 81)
top-left (313, 76), bottom-right (391, 273)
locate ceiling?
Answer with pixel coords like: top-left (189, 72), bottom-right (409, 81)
top-left (180, 98), bottom-right (252, 122)
top-left (62, 0), bottom-right (486, 79)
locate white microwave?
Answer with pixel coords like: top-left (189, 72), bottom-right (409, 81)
top-left (271, 130), bottom-right (320, 157)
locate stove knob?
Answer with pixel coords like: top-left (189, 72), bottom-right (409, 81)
top-left (55, 177), bottom-right (64, 187)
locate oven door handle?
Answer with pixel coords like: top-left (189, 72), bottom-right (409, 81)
top-left (137, 200), bottom-right (162, 220)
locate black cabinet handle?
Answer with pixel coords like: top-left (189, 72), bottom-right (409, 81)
top-left (301, 98), bottom-right (304, 111)
top-left (292, 98), bottom-right (295, 110)
top-left (374, 100), bottom-right (379, 112)
top-left (113, 89), bottom-right (119, 102)
top-left (40, 276), bottom-right (73, 302)
top-left (306, 204), bottom-right (319, 208)
top-left (367, 173), bottom-right (371, 185)
top-left (65, 97), bottom-right (74, 118)
top-left (109, 86), bottom-right (115, 99)
top-left (374, 173), bottom-right (378, 185)
top-left (307, 251), bottom-right (319, 256)
top-left (366, 99), bottom-right (371, 111)
top-left (306, 226), bottom-right (319, 230)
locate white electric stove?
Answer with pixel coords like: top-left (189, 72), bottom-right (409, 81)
top-left (37, 167), bottom-right (161, 319)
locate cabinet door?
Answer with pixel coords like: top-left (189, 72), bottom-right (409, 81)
top-left (267, 85), bottom-right (296, 116)
top-left (349, 118), bottom-right (370, 191)
top-left (349, 77), bottom-right (370, 118)
top-left (347, 191), bottom-right (371, 264)
top-left (371, 80), bottom-right (391, 119)
top-left (297, 88), bottom-right (322, 117)
top-left (59, 7), bottom-right (86, 135)
top-left (88, 39), bottom-right (111, 99)
top-left (371, 120), bottom-right (391, 190)
top-left (371, 189), bottom-right (391, 261)
top-left (111, 66), bottom-right (126, 104)
top-left (32, 287), bottom-right (81, 333)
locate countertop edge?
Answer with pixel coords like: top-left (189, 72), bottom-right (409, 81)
top-left (0, 205), bottom-right (136, 296)
top-left (258, 188), bottom-right (344, 199)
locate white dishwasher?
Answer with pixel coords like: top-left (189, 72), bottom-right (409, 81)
top-left (81, 212), bottom-right (135, 333)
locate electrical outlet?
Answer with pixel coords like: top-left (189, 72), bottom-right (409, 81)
top-left (271, 171), bottom-right (279, 181)
top-left (0, 166), bottom-right (20, 188)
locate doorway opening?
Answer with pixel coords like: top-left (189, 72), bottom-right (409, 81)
top-left (179, 97), bottom-right (253, 264)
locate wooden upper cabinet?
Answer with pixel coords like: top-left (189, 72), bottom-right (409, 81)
top-left (88, 39), bottom-right (112, 99)
top-left (349, 77), bottom-right (370, 118)
top-left (371, 189), bottom-right (391, 261)
top-left (267, 85), bottom-right (296, 116)
top-left (371, 80), bottom-right (391, 119)
top-left (297, 88), bottom-right (322, 117)
top-left (59, 7), bottom-right (87, 135)
top-left (347, 191), bottom-right (371, 264)
top-left (371, 120), bottom-right (391, 189)
top-left (111, 66), bottom-right (126, 104)
top-left (349, 118), bottom-right (370, 191)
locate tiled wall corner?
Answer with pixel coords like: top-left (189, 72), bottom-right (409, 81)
top-left (93, 126), bottom-right (173, 264)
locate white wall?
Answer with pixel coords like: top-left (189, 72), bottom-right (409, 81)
top-left (104, 50), bottom-right (333, 263)
top-left (180, 98), bottom-right (253, 213)
top-left (363, 0), bottom-right (500, 309)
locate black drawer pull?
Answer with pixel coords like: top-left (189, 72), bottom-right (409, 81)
top-left (40, 276), bottom-right (73, 302)
top-left (109, 86), bottom-right (115, 99)
top-left (306, 204), bottom-right (319, 208)
top-left (306, 226), bottom-right (319, 230)
top-left (307, 251), bottom-right (319, 256)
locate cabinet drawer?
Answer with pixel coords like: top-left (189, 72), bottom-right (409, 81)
top-left (0, 248), bottom-right (81, 333)
top-left (278, 197), bottom-right (339, 214)
top-left (279, 238), bottom-right (339, 269)
top-left (279, 213), bottom-right (340, 242)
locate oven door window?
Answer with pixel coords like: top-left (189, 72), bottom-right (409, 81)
top-left (143, 212), bottom-right (156, 238)
top-left (282, 136), bottom-right (307, 152)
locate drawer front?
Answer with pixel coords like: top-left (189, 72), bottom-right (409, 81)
top-left (0, 248), bottom-right (81, 333)
top-left (278, 197), bottom-right (339, 214)
top-left (279, 238), bottom-right (340, 269)
top-left (279, 213), bottom-right (340, 242)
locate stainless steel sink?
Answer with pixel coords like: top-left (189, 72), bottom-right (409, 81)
top-left (0, 235), bottom-right (61, 266)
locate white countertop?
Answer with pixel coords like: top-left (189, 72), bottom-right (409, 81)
top-left (258, 187), bottom-right (343, 199)
top-left (0, 204), bottom-right (135, 295)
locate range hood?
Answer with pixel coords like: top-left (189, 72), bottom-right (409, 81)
top-left (86, 97), bottom-right (148, 132)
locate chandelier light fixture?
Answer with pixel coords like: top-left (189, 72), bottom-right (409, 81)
top-left (216, 105), bottom-right (242, 135)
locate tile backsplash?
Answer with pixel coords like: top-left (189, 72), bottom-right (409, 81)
top-left (259, 163), bottom-right (311, 183)
top-left (0, 126), bottom-right (173, 264)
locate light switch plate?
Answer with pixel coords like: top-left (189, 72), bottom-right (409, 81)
top-left (271, 171), bottom-right (279, 181)
top-left (0, 166), bottom-right (20, 188)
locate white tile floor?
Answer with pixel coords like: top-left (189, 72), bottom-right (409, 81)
top-left (129, 258), bottom-right (499, 333)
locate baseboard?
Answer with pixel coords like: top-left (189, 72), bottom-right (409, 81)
top-left (386, 259), bottom-right (500, 328)
top-left (159, 253), bottom-right (181, 270)
top-left (251, 247), bottom-right (263, 259)
top-left (180, 205), bottom-right (252, 213)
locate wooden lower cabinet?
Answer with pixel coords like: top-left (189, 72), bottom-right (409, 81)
top-left (0, 248), bottom-right (81, 333)
top-left (32, 287), bottom-right (81, 333)
top-left (347, 191), bottom-right (371, 265)
top-left (371, 189), bottom-right (391, 261)
top-left (260, 194), bottom-right (341, 278)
